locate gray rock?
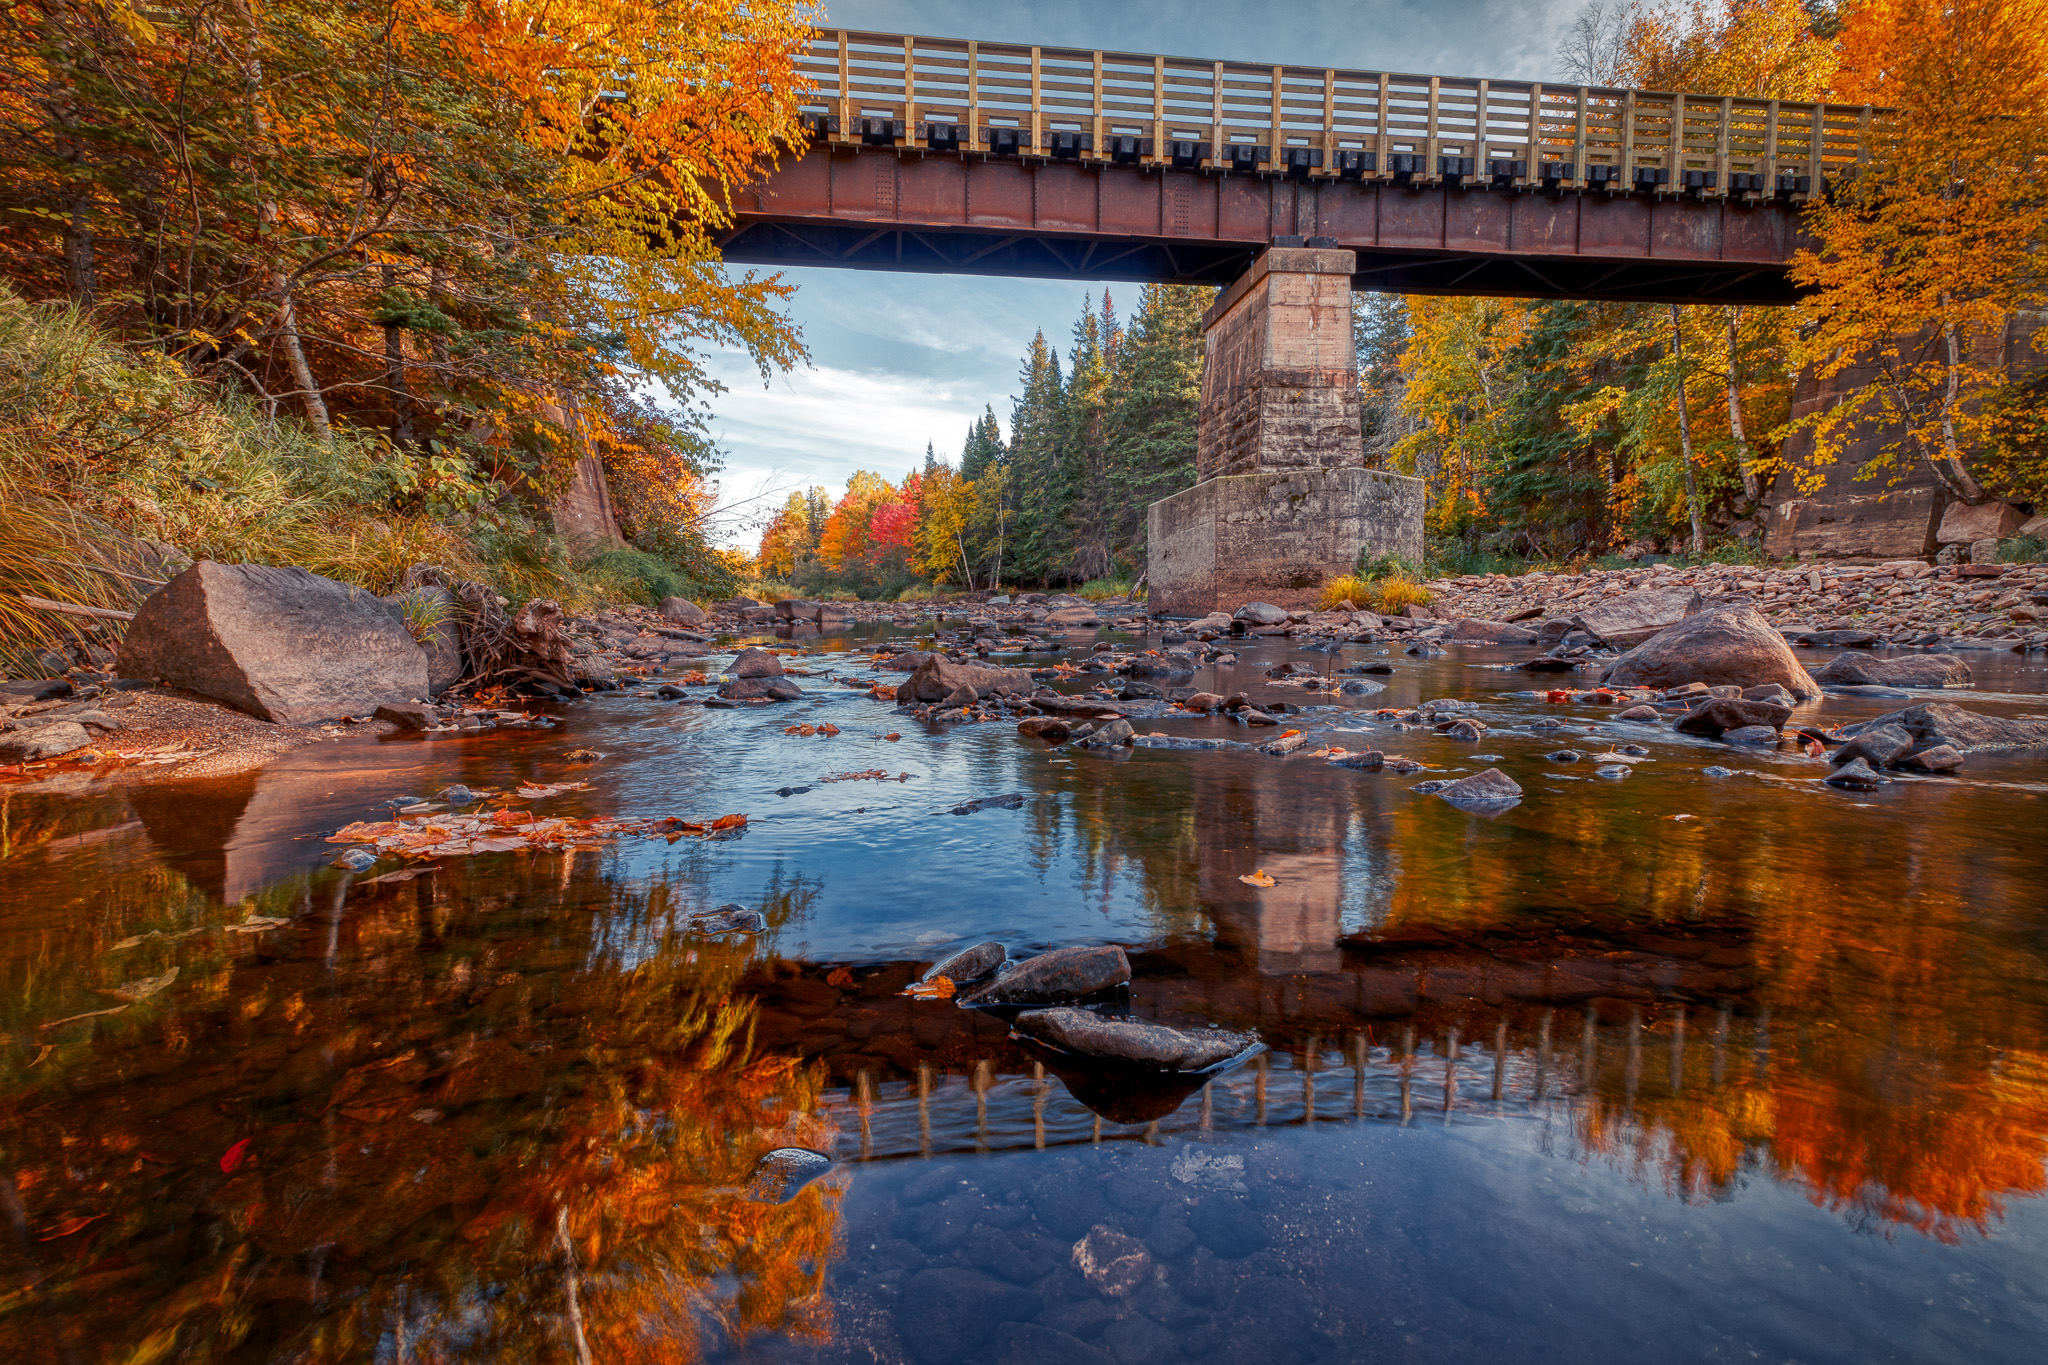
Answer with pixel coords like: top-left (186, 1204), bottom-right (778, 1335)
top-left (731, 646), bottom-right (784, 678)
top-left (374, 702), bottom-right (438, 731)
top-left (1673, 697), bottom-right (1791, 737)
top-left (1436, 767), bottom-right (1523, 808)
top-left (438, 785), bottom-right (480, 804)
top-left (897, 655), bottom-right (1034, 703)
top-left (331, 846), bottom-right (378, 871)
top-left (0, 679), bottom-right (71, 702)
top-left (1571, 587), bottom-right (1705, 648)
top-left (658, 596), bottom-right (707, 626)
top-left (1338, 679), bottom-right (1385, 695)
top-left (1793, 629), bottom-right (1880, 648)
top-left (1602, 605), bottom-right (1820, 700)
top-left (959, 944), bottom-right (1131, 1004)
top-left (1077, 718), bottom-right (1135, 748)
top-left (1843, 701), bottom-right (2048, 754)
top-left (1234, 601), bottom-right (1292, 626)
top-left (1331, 749), bottom-right (1384, 769)
top-left (1043, 605), bottom-right (1103, 627)
top-left (1702, 765), bottom-right (1736, 777)
top-left (1546, 749), bottom-right (1582, 762)
top-left (718, 676), bottom-right (801, 701)
top-left (1595, 763), bottom-right (1631, 778)
top-left (1812, 652), bottom-right (1972, 689)
top-left (1012, 1007), bottom-right (1259, 1071)
top-left (773, 598), bottom-right (823, 622)
top-left (118, 561), bottom-right (429, 724)
top-left (1741, 683), bottom-right (1796, 705)
top-left (1446, 618), bottom-right (1539, 644)
top-left (0, 721), bottom-right (92, 762)
top-left (1616, 704), bottom-right (1661, 721)
top-left (1722, 725), bottom-right (1779, 744)
top-left (1823, 757), bottom-right (1887, 789)
top-left (1832, 723), bottom-right (1914, 769)
top-left (925, 941), bottom-right (1007, 984)
top-left (1896, 744), bottom-right (1964, 773)
top-left (743, 1147), bottom-right (832, 1204)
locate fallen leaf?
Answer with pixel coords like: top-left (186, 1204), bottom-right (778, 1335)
top-left (819, 723), bottom-right (840, 736)
top-left (36, 1214), bottom-right (105, 1241)
top-left (901, 975), bottom-right (956, 1000)
top-left (882, 733), bottom-right (901, 741)
top-left (710, 813), bottom-right (748, 830)
top-left (1239, 870), bottom-right (1278, 888)
top-left (106, 967), bottom-right (178, 1002)
top-left (220, 1138), bottom-right (251, 1173)
top-left (826, 966), bottom-right (855, 988)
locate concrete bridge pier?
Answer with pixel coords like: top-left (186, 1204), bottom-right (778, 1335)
top-left (1146, 244), bottom-right (1423, 617)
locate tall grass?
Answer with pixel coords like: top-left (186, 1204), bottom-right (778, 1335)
top-left (0, 288), bottom-right (717, 668)
top-left (1319, 570), bottom-right (1434, 615)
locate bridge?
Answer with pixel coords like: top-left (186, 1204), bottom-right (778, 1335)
top-left (719, 29), bottom-right (1876, 304)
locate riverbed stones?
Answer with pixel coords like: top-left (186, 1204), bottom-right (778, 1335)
top-left (0, 721), bottom-right (91, 762)
top-left (1234, 601), bottom-right (1292, 626)
top-left (687, 904), bottom-right (767, 934)
top-left (1601, 605), bottom-right (1820, 700)
top-left (373, 702), bottom-right (438, 731)
top-left (1616, 704), bottom-right (1661, 721)
top-left (959, 945), bottom-right (1131, 1004)
top-left (658, 596), bottom-right (707, 626)
top-left (924, 941), bottom-right (1007, 985)
top-left (718, 675), bottom-right (802, 701)
top-left (1332, 750), bottom-right (1384, 769)
top-left (742, 1147), bottom-right (832, 1204)
top-left (897, 655), bottom-right (1034, 703)
top-left (1824, 757), bottom-right (1887, 789)
top-left (1897, 743), bottom-right (1964, 773)
top-left (1077, 718), bottom-right (1135, 748)
top-left (1012, 1008), bottom-right (1259, 1071)
top-left (1018, 717), bottom-right (1072, 741)
top-left (118, 561), bottom-right (430, 724)
top-left (902, 1269), bottom-right (1044, 1364)
top-left (731, 646), bottom-right (783, 678)
top-left (1812, 652), bottom-right (1972, 689)
top-left (1435, 767), bottom-right (1522, 808)
top-left (1831, 723), bottom-right (1915, 770)
top-left (1447, 618), bottom-right (1539, 644)
top-left (1672, 697), bottom-right (1793, 737)
top-left (1845, 702), bottom-right (2048, 754)
top-left (1043, 605), bottom-right (1102, 628)
top-left (1071, 1225), bottom-right (1153, 1297)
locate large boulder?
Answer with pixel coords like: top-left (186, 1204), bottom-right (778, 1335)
top-left (1841, 702), bottom-right (2048, 754)
top-left (1812, 652), bottom-right (1972, 689)
top-left (718, 675), bottom-right (801, 701)
top-left (895, 655), bottom-right (1033, 704)
top-left (118, 562), bottom-right (429, 724)
top-left (1042, 605), bottom-right (1102, 628)
top-left (1435, 767), bottom-right (1523, 809)
top-left (730, 646), bottom-right (784, 678)
top-left (774, 598), bottom-right (823, 622)
top-left (1011, 1008), bottom-right (1259, 1071)
top-left (658, 596), bottom-right (707, 626)
top-left (1570, 587), bottom-right (1704, 648)
top-left (1936, 500), bottom-right (2027, 547)
top-left (1601, 605), bottom-right (1820, 700)
top-left (1233, 602), bottom-right (1292, 626)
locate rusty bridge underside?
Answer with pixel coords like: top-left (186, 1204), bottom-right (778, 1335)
top-left (715, 29), bottom-right (1868, 303)
top-left (721, 146), bottom-right (1811, 303)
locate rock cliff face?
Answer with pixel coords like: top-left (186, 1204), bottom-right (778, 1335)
top-left (1765, 313), bottom-right (2043, 560)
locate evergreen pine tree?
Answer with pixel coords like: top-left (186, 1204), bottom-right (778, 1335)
top-left (1007, 331), bottom-right (1066, 583)
top-left (1105, 284), bottom-right (1210, 573)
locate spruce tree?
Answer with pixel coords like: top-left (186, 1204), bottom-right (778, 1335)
top-left (1105, 284), bottom-right (1210, 572)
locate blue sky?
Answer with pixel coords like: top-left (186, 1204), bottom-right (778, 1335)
top-left (700, 0), bottom-right (1583, 543)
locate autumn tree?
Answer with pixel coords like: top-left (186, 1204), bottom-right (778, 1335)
top-left (1792, 0), bottom-right (2048, 505)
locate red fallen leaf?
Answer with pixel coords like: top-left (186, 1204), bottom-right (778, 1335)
top-left (882, 733), bottom-right (901, 741)
top-left (1545, 690), bottom-right (1571, 703)
top-left (220, 1138), bottom-right (251, 1173)
top-left (710, 813), bottom-right (747, 830)
top-left (826, 966), bottom-right (855, 988)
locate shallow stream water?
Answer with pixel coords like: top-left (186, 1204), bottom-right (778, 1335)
top-left (4, 624), bottom-right (2047, 1362)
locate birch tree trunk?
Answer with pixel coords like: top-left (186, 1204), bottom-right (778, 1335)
top-left (1671, 305), bottom-right (1706, 558)
top-left (1936, 309), bottom-right (1988, 504)
top-left (1724, 307), bottom-right (1760, 504)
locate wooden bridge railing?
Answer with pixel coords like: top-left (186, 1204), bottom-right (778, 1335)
top-left (796, 30), bottom-right (1874, 201)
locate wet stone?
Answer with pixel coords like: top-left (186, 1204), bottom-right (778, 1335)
top-left (743, 1147), bottom-right (831, 1204)
top-left (1824, 757), bottom-right (1888, 789)
top-left (1011, 1008), bottom-right (1259, 1071)
top-left (1436, 767), bottom-right (1523, 808)
top-left (687, 904), bottom-right (766, 934)
top-left (925, 940), bottom-right (1007, 985)
top-left (960, 945), bottom-right (1131, 1005)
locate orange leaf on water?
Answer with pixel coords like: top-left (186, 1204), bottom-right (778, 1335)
top-left (710, 813), bottom-right (748, 830)
top-left (1239, 870), bottom-right (1277, 888)
top-left (900, 976), bottom-right (956, 1000)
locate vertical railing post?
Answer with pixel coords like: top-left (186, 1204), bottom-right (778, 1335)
top-left (1621, 88), bottom-right (1638, 183)
top-left (1426, 74), bottom-right (1442, 174)
top-left (1717, 95), bottom-right (1732, 193)
top-left (1211, 60), bottom-right (1224, 168)
top-left (903, 33), bottom-right (916, 140)
top-left (1323, 68), bottom-right (1336, 171)
top-left (836, 30), bottom-right (851, 134)
top-left (1375, 71), bottom-right (1390, 176)
top-left (968, 40), bottom-right (980, 139)
top-left (1764, 98), bottom-right (1781, 187)
top-left (1476, 78), bottom-right (1490, 167)
top-left (1153, 55), bottom-right (1166, 161)
top-left (1575, 86), bottom-right (1589, 184)
top-left (1670, 91), bottom-right (1685, 185)
top-left (1030, 46), bottom-right (1043, 153)
top-left (1527, 82), bottom-right (1544, 182)
top-left (1271, 64), bottom-right (1284, 164)
top-left (1092, 49), bottom-right (1106, 159)
top-left (1809, 102), bottom-right (1826, 194)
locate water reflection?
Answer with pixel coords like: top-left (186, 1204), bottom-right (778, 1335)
top-left (2, 635), bottom-right (2047, 1358)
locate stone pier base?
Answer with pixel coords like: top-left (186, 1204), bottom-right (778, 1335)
top-left (1147, 467), bottom-right (1424, 617)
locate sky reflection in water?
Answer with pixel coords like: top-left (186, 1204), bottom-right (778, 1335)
top-left (2, 630), bottom-right (2046, 1362)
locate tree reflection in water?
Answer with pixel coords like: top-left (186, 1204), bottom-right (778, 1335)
top-left (0, 857), bottom-right (840, 1362)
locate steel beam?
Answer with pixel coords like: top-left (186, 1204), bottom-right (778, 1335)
top-left (722, 147), bottom-right (1809, 304)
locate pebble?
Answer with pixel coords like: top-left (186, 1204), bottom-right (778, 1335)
top-left (1594, 764), bottom-right (1631, 779)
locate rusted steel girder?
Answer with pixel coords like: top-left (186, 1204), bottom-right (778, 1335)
top-left (721, 146), bottom-right (1809, 304)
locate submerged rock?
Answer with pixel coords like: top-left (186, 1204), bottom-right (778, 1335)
top-left (1012, 1007), bottom-right (1260, 1071)
top-left (1601, 605), bottom-right (1820, 700)
top-left (743, 1147), bottom-right (832, 1204)
top-left (331, 846), bottom-right (378, 871)
top-left (925, 941), bottom-right (1007, 985)
top-left (1843, 702), bottom-right (2048, 754)
top-left (959, 945), bottom-right (1130, 1004)
top-left (1071, 1225), bottom-right (1152, 1297)
top-left (1436, 768), bottom-right (1523, 808)
top-left (1813, 652), bottom-right (1973, 689)
top-left (1594, 764), bottom-right (1631, 778)
top-left (688, 904), bottom-right (766, 934)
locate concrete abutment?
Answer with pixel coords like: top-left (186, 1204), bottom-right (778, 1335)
top-left (1147, 245), bottom-right (1424, 615)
